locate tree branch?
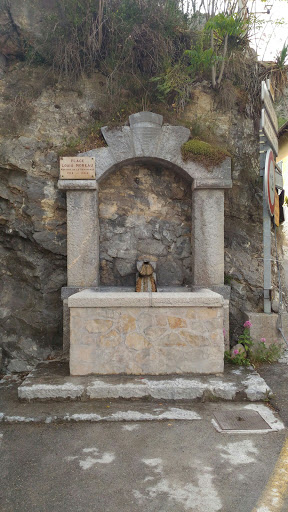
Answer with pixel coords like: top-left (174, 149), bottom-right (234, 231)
top-left (217, 32), bottom-right (228, 86)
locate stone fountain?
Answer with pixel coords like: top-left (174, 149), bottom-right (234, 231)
top-left (58, 112), bottom-right (232, 375)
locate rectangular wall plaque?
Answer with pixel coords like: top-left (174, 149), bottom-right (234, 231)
top-left (60, 157), bottom-right (95, 179)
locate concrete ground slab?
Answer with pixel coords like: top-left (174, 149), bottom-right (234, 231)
top-left (0, 407), bottom-right (285, 512)
top-left (2, 362), bottom-right (288, 512)
top-left (258, 361), bottom-right (288, 427)
top-left (17, 361), bottom-right (272, 402)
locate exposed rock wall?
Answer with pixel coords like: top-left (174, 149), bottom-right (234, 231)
top-left (99, 164), bottom-right (192, 287)
top-left (0, 65), bottom-right (105, 371)
top-left (184, 91), bottom-right (270, 337)
top-left (0, 164), bottom-right (66, 371)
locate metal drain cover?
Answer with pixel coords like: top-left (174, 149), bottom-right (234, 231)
top-left (213, 410), bottom-right (272, 432)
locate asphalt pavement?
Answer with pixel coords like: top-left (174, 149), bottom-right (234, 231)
top-left (0, 363), bottom-right (288, 512)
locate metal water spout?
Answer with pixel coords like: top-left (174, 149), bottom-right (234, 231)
top-left (136, 261), bottom-right (157, 292)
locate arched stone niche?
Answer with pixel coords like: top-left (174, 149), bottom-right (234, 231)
top-left (58, 112), bottom-right (232, 291)
top-left (99, 160), bottom-right (193, 287)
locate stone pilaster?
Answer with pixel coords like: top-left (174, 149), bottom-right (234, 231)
top-left (192, 188), bottom-right (224, 286)
top-left (58, 180), bottom-right (99, 287)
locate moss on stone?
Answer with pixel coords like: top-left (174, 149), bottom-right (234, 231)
top-left (181, 139), bottom-right (230, 169)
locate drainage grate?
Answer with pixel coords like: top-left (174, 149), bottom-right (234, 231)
top-left (213, 410), bottom-right (272, 432)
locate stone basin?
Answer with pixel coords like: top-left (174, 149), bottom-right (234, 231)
top-left (68, 289), bottom-right (224, 376)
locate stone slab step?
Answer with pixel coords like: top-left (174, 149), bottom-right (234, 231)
top-left (1, 375), bottom-right (282, 427)
top-left (17, 361), bottom-right (272, 402)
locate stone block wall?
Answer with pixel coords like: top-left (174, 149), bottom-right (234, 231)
top-left (99, 163), bottom-right (192, 287)
top-left (244, 311), bottom-right (288, 348)
top-left (69, 291), bottom-right (224, 375)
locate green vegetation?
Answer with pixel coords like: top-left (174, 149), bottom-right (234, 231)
top-left (58, 125), bottom-right (107, 156)
top-left (278, 117), bottom-right (288, 130)
top-left (225, 321), bottom-right (284, 367)
top-left (1, 0), bottom-right (265, 118)
top-left (260, 42), bottom-right (288, 97)
top-left (224, 273), bottom-right (232, 285)
top-left (3, 0), bottom-right (286, 124)
top-left (250, 341), bottom-right (284, 365)
top-left (39, 0), bottom-right (190, 83)
top-left (181, 139), bottom-right (230, 168)
top-left (205, 12), bottom-right (249, 89)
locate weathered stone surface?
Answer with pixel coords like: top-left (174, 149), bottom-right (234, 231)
top-left (156, 125), bottom-right (191, 165)
top-left (63, 299), bottom-right (70, 356)
top-left (192, 188), bottom-right (224, 286)
top-left (17, 361), bottom-right (273, 403)
top-left (125, 332), bottom-right (150, 350)
top-left (69, 291), bottom-right (151, 308)
top-left (1, 336), bottom-right (51, 373)
top-left (69, 291), bottom-right (224, 375)
top-left (115, 259), bottom-right (136, 277)
top-left (0, 61), bottom-right (107, 371)
top-left (194, 178), bottom-right (232, 189)
top-left (244, 312), bottom-right (288, 348)
top-left (86, 318), bottom-right (113, 333)
top-left (0, 167), bottom-right (67, 370)
top-left (0, 14), bottom-right (281, 373)
top-left (168, 316), bottom-right (187, 329)
top-left (68, 289), bottom-right (224, 308)
top-left (101, 126), bottom-right (135, 162)
top-left (120, 314), bottom-right (136, 332)
top-left (99, 164), bottom-right (192, 287)
top-left (223, 300), bottom-right (230, 350)
top-left (66, 189), bottom-right (99, 287)
top-left (151, 290), bottom-right (223, 307)
top-left (82, 147), bottom-right (116, 182)
top-left (131, 114), bottom-right (163, 157)
top-left (86, 112), bottom-right (231, 184)
top-left (58, 180), bottom-right (97, 190)
top-left (129, 112), bottom-right (163, 127)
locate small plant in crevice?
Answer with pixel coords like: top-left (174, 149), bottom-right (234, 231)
top-left (224, 273), bottom-right (232, 285)
top-left (57, 126), bottom-right (107, 156)
top-left (278, 117), bottom-right (288, 130)
top-left (225, 320), bottom-right (284, 367)
top-left (181, 138), bottom-right (230, 168)
top-left (250, 338), bottom-right (284, 365)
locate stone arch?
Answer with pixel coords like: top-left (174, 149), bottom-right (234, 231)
top-left (58, 111), bottom-right (232, 289)
top-left (81, 112), bottom-right (231, 187)
top-left (97, 157), bottom-right (193, 184)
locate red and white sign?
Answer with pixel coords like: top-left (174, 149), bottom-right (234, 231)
top-left (264, 149), bottom-right (275, 216)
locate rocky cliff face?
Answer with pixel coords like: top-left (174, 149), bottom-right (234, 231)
top-left (0, 2), bottom-right (283, 372)
top-left (0, 62), bottom-right (106, 371)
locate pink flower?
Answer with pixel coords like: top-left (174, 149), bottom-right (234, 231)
top-left (223, 328), bottom-right (226, 336)
top-left (261, 338), bottom-right (266, 343)
top-left (243, 320), bottom-right (252, 329)
top-left (234, 349), bottom-right (239, 355)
